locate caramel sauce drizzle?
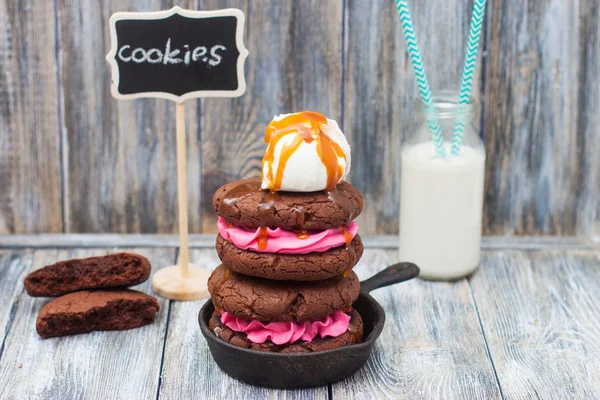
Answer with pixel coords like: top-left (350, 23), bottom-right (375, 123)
top-left (293, 206), bottom-right (306, 227)
top-left (223, 268), bottom-right (230, 281)
top-left (258, 191), bottom-right (280, 218)
top-left (347, 322), bottom-right (362, 342)
top-left (256, 191), bottom-right (280, 250)
top-left (341, 225), bottom-right (353, 247)
top-left (296, 230), bottom-right (310, 240)
top-left (257, 227), bottom-right (269, 250)
top-left (262, 111), bottom-right (347, 191)
top-left (343, 268), bottom-right (351, 278)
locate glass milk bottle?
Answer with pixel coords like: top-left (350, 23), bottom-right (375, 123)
top-left (399, 91), bottom-right (485, 280)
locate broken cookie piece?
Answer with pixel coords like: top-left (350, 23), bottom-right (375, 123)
top-left (36, 290), bottom-right (159, 338)
top-left (24, 253), bottom-right (151, 297)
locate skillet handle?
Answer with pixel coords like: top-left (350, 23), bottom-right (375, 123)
top-left (360, 262), bottom-right (420, 294)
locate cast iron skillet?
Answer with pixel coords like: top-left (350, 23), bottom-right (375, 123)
top-left (198, 262), bottom-right (420, 388)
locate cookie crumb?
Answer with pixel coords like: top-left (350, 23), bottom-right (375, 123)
top-left (18, 363), bottom-right (22, 368)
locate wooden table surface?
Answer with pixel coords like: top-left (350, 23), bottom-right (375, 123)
top-left (0, 235), bottom-right (598, 399)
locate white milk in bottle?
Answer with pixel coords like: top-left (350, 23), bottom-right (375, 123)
top-left (399, 91), bottom-right (485, 280)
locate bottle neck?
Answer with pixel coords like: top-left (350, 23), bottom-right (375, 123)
top-left (407, 90), bottom-right (482, 149)
top-left (414, 90), bottom-right (477, 121)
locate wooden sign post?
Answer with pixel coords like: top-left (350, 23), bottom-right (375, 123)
top-left (106, 6), bottom-right (248, 300)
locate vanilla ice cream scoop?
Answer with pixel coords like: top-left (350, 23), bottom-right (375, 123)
top-left (261, 112), bottom-right (351, 192)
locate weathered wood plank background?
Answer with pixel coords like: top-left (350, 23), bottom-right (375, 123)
top-left (0, 0), bottom-right (598, 235)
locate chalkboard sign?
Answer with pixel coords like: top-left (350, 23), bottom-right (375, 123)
top-left (106, 7), bottom-right (248, 102)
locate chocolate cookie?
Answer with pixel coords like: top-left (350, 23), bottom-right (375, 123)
top-left (24, 253), bottom-right (151, 297)
top-left (213, 178), bottom-right (363, 231)
top-left (208, 264), bottom-right (360, 322)
top-left (209, 309), bottom-right (363, 353)
top-left (36, 290), bottom-right (160, 338)
top-left (216, 234), bottom-right (364, 281)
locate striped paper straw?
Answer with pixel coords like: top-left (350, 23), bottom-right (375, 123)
top-left (395, 0), bottom-right (446, 158)
top-left (450, 0), bottom-right (487, 156)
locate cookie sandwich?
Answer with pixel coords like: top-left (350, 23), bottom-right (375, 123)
top-left (208, 111), bottom-right (365, 353)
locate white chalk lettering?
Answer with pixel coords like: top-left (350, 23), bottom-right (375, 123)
top-left (118, 45), bottom-right (132, 62)
top-left (192, 46), bottom-right (207, 62)
top-left (146, 48), bottom-right (163, 64)
top-left (208, 45), bottom-right (226, 66)
top-left (163, 38), bottom-right (182, 64)
top-left (183, 45), bottom-right (191, 65)
top-left (131, 48), bottom-right (147, 63)
top-left (116, 40), bottom-right (227, 66)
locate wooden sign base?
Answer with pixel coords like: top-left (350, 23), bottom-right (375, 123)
top-left (152, 265), bottom-right (211, 301)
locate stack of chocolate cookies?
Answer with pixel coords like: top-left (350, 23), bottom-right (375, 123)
top-left (207, 111), bottom-right (366, 353)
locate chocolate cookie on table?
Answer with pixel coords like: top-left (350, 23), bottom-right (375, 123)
top-left (215, 233), bottom-right (364, 281)
top-left (36, 290), bottom-right (159, 338)
top-left (213, 177), bottom-right (363, 231)
top-left (208, 264), bottom-right (360, 322)
top-left (24, 253), bottom-right (151, 297)
top-left (209, 308), bottom-right (363, 353)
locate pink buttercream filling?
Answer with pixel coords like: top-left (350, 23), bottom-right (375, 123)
top-left (220, 311), bottom-right (352, 345)
top-left (217, 217), bottom-right (358, 254)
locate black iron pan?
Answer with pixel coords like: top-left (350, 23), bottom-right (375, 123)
top-left (198, 262), bottom-right (420, 388)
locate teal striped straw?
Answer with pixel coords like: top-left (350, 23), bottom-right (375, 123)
top-left (450, 0), bottom-right (487, 156)
top-left (395, 0), bottom-right (446, 158)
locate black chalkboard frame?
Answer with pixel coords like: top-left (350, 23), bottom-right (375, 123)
top-left (106, 6), bottom-right (248, 103)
